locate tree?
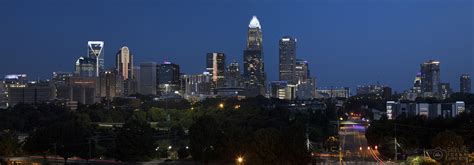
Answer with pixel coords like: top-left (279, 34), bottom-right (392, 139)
top-left (248, 128), bottom-right (282, 164)
top-left (23, 127), bottom-right (52, 159)
top-left (432, 130), bottom-right (464, 149)
top-left (114, 119), bottom-right (155, 162)
top-left (0, 130), bottom-right (21, 156)
top-left (55, 114), bottom-right (94, 164)
top-left (189, 115), bottom-right (219, 163)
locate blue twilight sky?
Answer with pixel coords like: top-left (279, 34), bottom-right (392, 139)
top-left (0, 0), bottom-right (472, 92)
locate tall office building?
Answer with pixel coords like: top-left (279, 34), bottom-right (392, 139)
top-left (116, 46), bottom-right (135, 96)
top-left (74, 57), bottom-right (96, 77)
top-left (439, 83), bottom-right (452, 100)
top-left (295, 59), bottom-right (309, 84)
top-left (116, 46), bottom-right (133, 80)
top-left (420, 60), bottom-right (440, 98)
top-left (88, 41), bottom-right (105, 76)
top-left (98, 70), bottom-right (123, 100)
top-left (225, 60), bottom-right (243, 88)
top-left (2, 74), bottom-right (28, 107)
top-left (243, 16), bottom-right (266, 96)
top-left (157, 62), bottom-right (181, 94)
top-left (206, 52), bottom-right (226, 88)
top-left (139, 62), bottom-right (157, 95)
top-left (460, 74), bottom-right (471, 93)
top-left (279, 36), bottom-right (297, 84)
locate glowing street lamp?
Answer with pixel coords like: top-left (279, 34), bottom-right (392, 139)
top-left (219, 103), bottom-right (224, 109)
top-left (236, 156), bottom-right (244, 164)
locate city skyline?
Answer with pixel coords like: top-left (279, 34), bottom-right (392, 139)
top-left (0, 0), bottom-right (472, 91)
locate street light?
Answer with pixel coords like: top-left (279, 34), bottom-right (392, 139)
top-left (359, 147), bottom-right (362, 151)
top-left (236, 156), bottom-right (244, 165)
top-left (375, 145), bottom-right (378, 150)
top-left (219, 103), bottom-right (224, 109)
top-left (367, 146), bottom-right (371, 150)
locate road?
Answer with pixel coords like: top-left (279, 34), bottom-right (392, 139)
top-left (338, 120), bottom-right (384, 164)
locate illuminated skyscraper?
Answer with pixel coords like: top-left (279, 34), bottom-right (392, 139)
top-left (279, 36), bottom-right (297, 84)
top-left (157, 62), bottom-right (181, 94)
top-left (116, 46), bottom-right (133, 80)
top-left (243, 16), bottom-right (266, 96)
top-left (420, 60), bottom-right (440, 98)
top-left (295, 59), bottom-right (309, 84)
top-left (88, 41), bottom-right (104, 76)
top-left (74, 57), bottom-right (96, 77)
top-left (206, 52), bottom-right (226, 88)
top-left (225, 60), bottom-right (243, 88)
top-left (460, 74), bottom-right (471, 93)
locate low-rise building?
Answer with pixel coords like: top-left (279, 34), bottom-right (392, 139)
top-left (386, 101), bottom-right (465, 119)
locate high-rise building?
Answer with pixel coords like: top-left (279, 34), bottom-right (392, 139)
top-left (246, 16), bottom-right (263, 50)
top-left (74, 57), bottom-right (96, 77)
top-left (279, 36), bottom-right (297, 84)
top-left (116, 46), bottom-right (135, 96)
top-left (295, 59), bottom-right (309, 84)
top-left (68, 76), bottom-right (97, 104)
top-left (420, 60), bottom-right (440, 98)
top-left (413, 72), bottom-right (422, 93)
top-left (181, 72), bottom-right (213, 101)
top-left (88, 41), bottom-right (105, 76)
top-left (139, 62), bottom-right (157, 95)
top-left (98, 70), bottom-right (123, 100)
top-left (270, 81), bottom-right (297, 100)
top-left (116, 46), bottom-right (133, 80)
top-left (439, 83), bottom-right (452, 100)
top-left (224, 60), bottom-right (243, 88)
top-left (157, 62), bottom-right (180, 94)
top-left (460, 74), bottom-right (471, 93)
top-left (243, 16), bottom-right (266, 96)
top-left (206, 52), bottom-right (226, 88)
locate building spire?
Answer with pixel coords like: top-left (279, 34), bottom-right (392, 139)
top-left (248, 15), bottom-right (261, 29)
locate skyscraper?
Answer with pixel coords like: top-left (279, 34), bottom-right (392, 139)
top-left (98, 70), bottom-right (123, 100)
top-left (157, 61), bottom-right (181, 94)
top-left (279, 36), bottom-right (297, 84)
top-left (116, 46), bottom-right (133, 80)
top-left (88, 41), bottom-right (104, 76)
top-left (206, 52), bottom-right (226, 88)
top-left (420, 60), bottom-right (440, 98)
top-left (243, 16), bottom-right (266, 96)
top-left (439, 83), bottom-right (452, 99)
top-left (224, 60), bottom-right (243, 88)
top-left (460, 74), bottom-right (471, 93)
top-left (139, 62), bottom-right (157, 95)
top-left (74, 57), bottom-right (96, 77)
top-left (295, 59), bottom-right (309, 84)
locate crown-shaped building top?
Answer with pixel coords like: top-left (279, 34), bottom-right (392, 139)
top-left (248, 16), bottom-right (261, 29)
